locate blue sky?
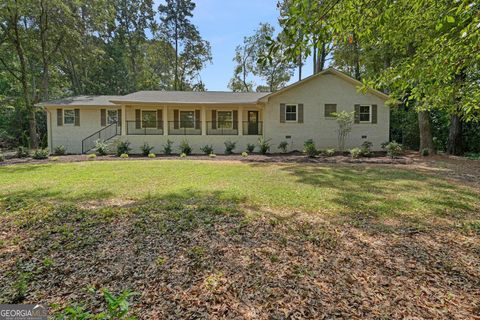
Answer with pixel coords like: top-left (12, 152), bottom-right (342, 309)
top-left (156, 0), bottom-right (313, 91)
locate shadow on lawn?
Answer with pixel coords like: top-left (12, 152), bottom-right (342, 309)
top-left (1, 189), bottom-right (479, 318)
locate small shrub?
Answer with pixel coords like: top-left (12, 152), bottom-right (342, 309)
top-left (278, 141), bottom-right (289, 153)
top-left (94, 140), bottom-right (109, 156)
top-left (421, 148), bottom-right (430, 157)
top-left (246, 143), bottom-right (255, 153)
top-left (50, 156), bottom-right (59, 161)
top-left (242, 152), bottom-right (248, 157)
top-left (140, 142), bottom-right (154, 156)
top-left (53, 145), bottom-right (66, 155)
top-left (360, 141), bottom-right (373, 157)
top-left (324, 148), bottom-right (336, 157)
top-left (224, 140), bottom-right (237, 154)
top-left (87, 154), bottom-right (97, 160)
top-left (32, 148), bottom-right (50, 159)
top-left (303, 139), bottom-right (317, 158)
top-left (116, 140), bottom-right (131, 156)
top-left (120, 153), bottom-right (129, 159)
top-left (16, 146), bottom-right (30, 158)
top-left (180, 152), bottom-right (187, 158)
top-left (148, 153), bottom-right (156, 158)
top-left (350, 147), bottom-right (363, 158)
top-left (385, 141), bottom-right (403, 158)
top-left (209, 153), bottom-right (216, 158)
top-left (163, 139), bottom-right (174, 155)
top-left (258, 137), bottom-right (271, 155)
top-left (0, 153), bottom-right (4, 162)
top-left (179, 139), bottom-right (192, 155)
top-left (465, 152), bottom-right (480, 160)
top-left (200, 144), bottom-right (214, 155)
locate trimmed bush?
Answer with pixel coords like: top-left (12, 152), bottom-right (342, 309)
top-left (421, 148), bottom-right (430, 157)
top-left (116, 140), bottom-right (131, 156)
top-left (278, 141), bottom-right (288, 153)
top-left (163, 139), bottom-right (174, 155)
top-left (179, 139), bottom-right (192, 155)
top-left (303, 139), bottom-right (317, 158)
top-left (94, 140), bottom-right (109, 156)
top-left (324, 148), bottom-right (336, 157)
top-left (120, 153), bottom-right (129, 159)
top-left (16, 146), bottom-right (30, 158)
top-left (0, 153), bottom-right (5, 162)
top-left (242, 152), bottom-right (248, 157)
top-left (87, 154), bottom-right (97, 160)
top-left (360, 141), bottom-right (373, 157)
top-left (224, 140), bottom-right (236, 154)
top-left (53, 145), bottom-right (66, 155)
top-left (258, 137), bottom-right (271, 155)
top-left (180, 152), bottom-right (187, 158)
top-left (246, 143), bottom-right (255, 153)
top-left (50, 156), bottom-right (59, 161)
top-left (385, 141), bottom-right (403, 158)
top-left (350, 147), bottom-right (363, 158)
top-left (148, 153), bottom-right (156, 158)
top-left (140, 142), bottom-right (154, 156)
top-left (200, 144), bottom-right (214, 155)
top-left (32, 149), bottom-right (50, 160)
top-left (209, 153), bottom-right (216, 158)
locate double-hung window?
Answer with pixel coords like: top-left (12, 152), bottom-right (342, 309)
top-left (285, 104), bottom-right (297, 122)
top-left (180, 111), bottom-right (195, 128)
top-left (142, 110), bottom-right (157, 128)
top-left (107, 110), bottom-right (118, 125)
top-left (64, 109), bottom-right (75, 125)
top-left (359, 105), bottom-right (372, 123)
top-left (217, 111), bottom-right (233, 128)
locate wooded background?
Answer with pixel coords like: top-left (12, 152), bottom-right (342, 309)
top-left (1, 0), bottom-right (479, 155)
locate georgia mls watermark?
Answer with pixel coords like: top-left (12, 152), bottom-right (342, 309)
top-left (0, 304), bottom-right (48, 320)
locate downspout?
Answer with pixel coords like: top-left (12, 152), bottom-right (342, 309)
top-left (46, 108), bottom-right (53, 153)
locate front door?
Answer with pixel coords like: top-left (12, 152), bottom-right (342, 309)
top-left (248, 111), bottom-right (259, 135)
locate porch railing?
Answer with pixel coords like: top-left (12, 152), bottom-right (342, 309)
top-left (242, 121), bottom-right (263, 135)
top-left (126, 121), bottom-right (163, 135)
top-left (81, 122), bottom-right (119, 153)
top-left (168, 121), bottom-right (201, 135)
top-left (206, 121), bottom-right (238, 135)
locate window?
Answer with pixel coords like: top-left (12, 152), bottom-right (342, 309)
top-left (217, 111), bottom-right (233, 128)
top-left (180, 111), bottom-right (195, 128)
top-left (64, 109), bottom-right (75, 125)
top-left (359, 105), bottom-right (371, 123)
top-left (285, 104), bottom-right (297, 122)
top-left (142, 110), bottom-right (157, 128)
top-left (107, 110), bottom-right (118, 125)
top-left (325, 104), bottom-right (337, 118)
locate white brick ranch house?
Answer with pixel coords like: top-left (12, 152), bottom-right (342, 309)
top-left (38, 68), bottom-right (391, 154)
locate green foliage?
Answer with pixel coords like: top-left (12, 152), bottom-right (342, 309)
top-left (324, 148), bottom-right (336, 157)
top-left (242, 152), bottom-right (248, 157)
top-left (333, 112), bottom-right (354, 152)
top-left (140, 143), bottom-right (154, 156)
top-left (384, 142), bottom-right (404, 158)
top-left (0, 153), bottom-right (4, 162)
top-left (349, 148), bottom-right (363, 159)
top-left (32, 149), bottom-right (50, 160)
top-left (179, 139), bottom-right (192, 155)
top-left (278, 141), bottom-right (289, 153)
top-left (180, 153), bottom-right (187, 158)
top-left (54, 145), bottom-right (66, 156)
top-left (116, 141), bottom-right (131, 156)
top-left (16, 146), bottom-right (30, 158)
top-left (209, 153), bottom-right (216, 158)
top-left (246, 143), bottom-right (255, 153)
top-left (465, 152), bottom-right (480, 160)
top-left (200, 144), bottom-right (214, 155)
top-left (120, 153), bottom-right (129, 159)
top-left (224, 140), bottom-right (236, 154)
top-left (148, 153), bottom-right (156, 158)
top-left (94, 140), bottom-right (109, 156)
top-left (163, 140), bottom-right (174, 155)
top-left (360, 141), bottom-right (373, 157)
top-left (257, 137), bottom-right (271, 155)
top-left (87, 154), bottom-right (97, 160)
top-left (303, 139), bottom-right (317, 158)
top-left (421, 148), bottom-right (430, 157)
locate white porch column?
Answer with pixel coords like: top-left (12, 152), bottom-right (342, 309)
top-left (201, 106), bottom-right (206, 136)
top-left (121, 105), bottom-right (127, 136)
top-left (163, 105), bottom-right (168, 136)
top-left (238, 106), bottom-right (243, 136)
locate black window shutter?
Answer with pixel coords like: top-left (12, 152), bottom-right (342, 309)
top-left (57, 109), bottom-right (63, 126)
top-left (298, 104), bottom-right (304, 123)
top-left (354, 104), bottom-right (360, 124)
top-left (74, 109), bottom-right (80, 126)
top-left (372, 105), bottom-right (378, 124)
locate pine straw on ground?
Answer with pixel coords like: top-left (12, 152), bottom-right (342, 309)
top-left (1, 192), bottom-right (479, 319)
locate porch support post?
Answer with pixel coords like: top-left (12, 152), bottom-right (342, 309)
top-left (121, 105), bottom-right (126, 136)
top-left (238, 106), bottom-right (243, 136)
top-left (163, 105), bottom-right (168, 136)
top-left (201, 105), bottom-right (206, 136)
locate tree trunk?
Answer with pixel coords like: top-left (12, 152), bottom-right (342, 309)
top-left (174, 18), bottom-right (179, 91)
top-left (418, 111), bottom-right (435, 155)
top-left (352, 32), bottom-right (361, 80)
top-left (446, 114), bottom-right (464, 155)
top-left (317, 42), bottom-right (326, 73)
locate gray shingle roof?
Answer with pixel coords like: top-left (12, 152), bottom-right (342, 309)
top-left (37, 95), bottom-right (123, 107)
top-left (110, 91), bottom-right (270, 104)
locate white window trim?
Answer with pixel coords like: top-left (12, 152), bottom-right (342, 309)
top-left (359, 104), bottom-right (372, 124)
top-left (141, 109), bottom-right (158, 128)
top-left (107, 109), bottom-right (118, 125)
top-left (217, 110), bottom-right (234, 129)
top-left (285, 104), bottom-right (298, 123)
top-left (63, 108), bottom-right (76, 126)
top-left (179, 109), bottom-right (196, 129)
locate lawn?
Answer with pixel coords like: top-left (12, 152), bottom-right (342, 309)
top-left (1, 160), bottom-right (479, 318)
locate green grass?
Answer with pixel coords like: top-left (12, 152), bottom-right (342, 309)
top-left (1, 160), bottom-right (478, 219)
